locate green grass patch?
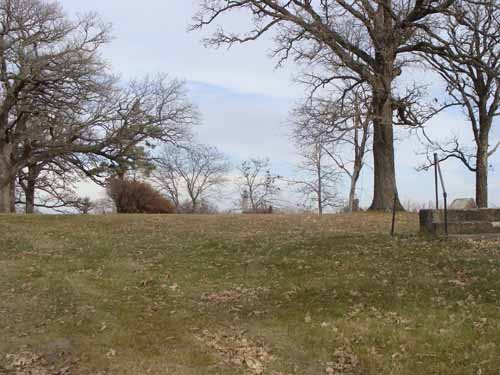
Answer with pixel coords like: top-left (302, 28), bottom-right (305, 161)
top-left (1, 213), bottom-right (499, 374)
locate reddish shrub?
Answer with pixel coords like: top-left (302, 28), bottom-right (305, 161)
top-left (107, 178), bottom-right (174, 214)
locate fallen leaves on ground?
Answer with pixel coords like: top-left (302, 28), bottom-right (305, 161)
top-left (4, 351), bottom-right (71, 375)
top-left (325, 346), bottom-right (359, 374)
top-left (195, 329), bottom-right (274, 374)
top-left (200, 286), bottom-right (269, 305)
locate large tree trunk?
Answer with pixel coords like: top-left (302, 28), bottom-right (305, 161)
top-left (369, 86), bottom-right (403, 211)
top-left (474, 115), bottom-right (491, 208)
top-left (23, 164), bottom-right (42, 214)
top-left (25, 173), bottom-right (36, 214)
top-left (9, 174), bottom-right (16, 213)
top-left (0, 142), bottom-right (14, 213)
top-left (348, 171), bottom-right (360, 212)
top-left (368, 4), bottom-right (403, 211)
top-left (475, 145), bottom-right (488, 208)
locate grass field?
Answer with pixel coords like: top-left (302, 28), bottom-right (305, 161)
top-left (1, 213), bottom-right (500, 374)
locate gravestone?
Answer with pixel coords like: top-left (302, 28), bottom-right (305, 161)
top-left (241, 190), bottom-right (250, 213)
top-left (420, 208), bottom-right (500, 235)
top-left (449, 198), bottom-right (477, 210)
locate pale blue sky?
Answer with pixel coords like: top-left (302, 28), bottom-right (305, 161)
top-left (64, 0), bottom-right (499, 208)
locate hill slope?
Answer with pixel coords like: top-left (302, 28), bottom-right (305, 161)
top-left (1, 213), bottom-right (499, 374)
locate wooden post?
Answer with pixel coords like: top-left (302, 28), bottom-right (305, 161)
top-left (391, 192), bottom-right (398, 237)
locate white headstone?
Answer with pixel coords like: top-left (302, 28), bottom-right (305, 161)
top-left (241, 190), bottom-right (250, 213)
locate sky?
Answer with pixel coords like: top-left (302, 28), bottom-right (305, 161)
top-left (63, 0), bottom-right (499, 209)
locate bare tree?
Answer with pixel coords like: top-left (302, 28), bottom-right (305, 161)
top-left (288, 138), bottom-right (342, 214)
top-left (14, 74), bottom-right (197, 213)
top-left (237, 158), bottom-right (280, 213)
top-left (154, 143), bottom-right (230, 213)
top-left (98, 75), bottom-right (197, 179)
top-left (0, 0), bottom-right (112, 212)
top-left (16, 159), bottom-right (82, 213)
top-left (292, 86), bottom-right (371, 212)
top-left (0, 0), bottom-right (198, 213)
top-left (76, 197), bottom-right (94, 214)
top-left (153, 146), bottom-right (183, 211)
top-left (192, 0), bottom-right (455, 210)
top-left (419, 0), bottom-right (500, 207)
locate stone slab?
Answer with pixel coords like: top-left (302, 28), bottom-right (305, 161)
top-left (449, 198), bottom-right (477, 210)
top-left (419, 209), bottom-right (500, 235)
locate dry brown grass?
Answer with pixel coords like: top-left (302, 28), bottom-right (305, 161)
top-left (1, 213), bottom-right (499, 374)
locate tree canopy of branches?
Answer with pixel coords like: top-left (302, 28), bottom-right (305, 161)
top-left (0, 0), bottom-right (109, 212)
top-left (0, 0), bottom-right (198, 213)
top-left (238, 158), bottom-right (280, 213)
top-left (288, 138), bottom-right (342, 214)
top-left (292, 85), bottom-right (371, 211)
top-left (420, 0), bottom-right (500, 207)
top-left (16, 159), bottom-right (82, 213)
top-left (192, 0), bottom-right (455, 210)
top-left (153, 143), bottom-right (230, 213)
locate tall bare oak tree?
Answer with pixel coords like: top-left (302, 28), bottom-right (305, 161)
top-left (192, 0), bottom-right (455, 210)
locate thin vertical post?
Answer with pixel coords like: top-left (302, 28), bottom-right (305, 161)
top-left (443, 191), bottom-right (448, 236)
top-left (391, 192), bottom-right (398, 237)
top-left (437, 162), bottom-right (449, 237)
top-left (434, 153), bottom-right (439, 210)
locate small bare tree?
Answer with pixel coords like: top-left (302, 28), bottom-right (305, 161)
top-left (292, 87), bottom-right (371, 212)
top-left (288, 138), bottom-right (342, 214)
top-left (76, 197), bottom-right (94, 215)
top-left (153, 143), bottom-right (230, 213)
top-left (237, 158), bottom-right (280, 213)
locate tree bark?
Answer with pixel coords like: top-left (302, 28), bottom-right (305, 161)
top-left (23, 163), bottom-right (44, 214)
top-left (474, 113), bottom-right (491, 208)
top-left (9, 174), bottom-right (16, 213)
top-left (368, 3), bottom-right (403, 211)
top-left (25, 172), bottom-right (36, 214)
top-left (0, 142), bottom-right (14, 213)
top-left (317, 151), bottom-right (323, 215)
top-left (347, 107), bottom-right (364, 212)
top-left (369, 87), bottom-right (403, 211)
top-left (348, 172), bottom-right (360, 212)
top-left (475, 146), bottom-right (488, 208)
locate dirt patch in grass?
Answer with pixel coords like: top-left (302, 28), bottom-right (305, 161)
top-left (5, 338), bottom-right (75, 375)
top-left (195, 329), bottom-right (274, 374)
top-left (200, 286), bottom-right (270, 305)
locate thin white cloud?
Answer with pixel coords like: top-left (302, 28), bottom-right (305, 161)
top-left (60, 0), bottom-right (498, 208)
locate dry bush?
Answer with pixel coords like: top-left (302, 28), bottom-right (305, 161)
top-left (177, 198), bottom-right (220, 214)
top-left (106, 178), bottom-right (174, 214)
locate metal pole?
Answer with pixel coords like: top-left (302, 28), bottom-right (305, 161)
top-left (391, 192), bottom-right (397, 237)
top-left (434, 153), bottom-right (439, 210)
top-left (443, 191), bottom-right (448, 236)
top-left (437, 163), bottom-right (449, 237)
top-left (437, 163), bottom-right (446, 198)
